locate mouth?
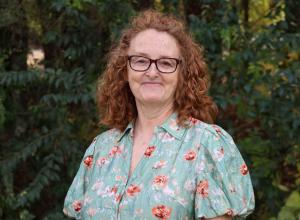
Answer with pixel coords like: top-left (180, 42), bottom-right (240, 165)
top-left (142, 82), bottom-right (162, 85)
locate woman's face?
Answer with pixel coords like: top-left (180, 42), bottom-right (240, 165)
top-left (127, 29), bottom-right (180, 107)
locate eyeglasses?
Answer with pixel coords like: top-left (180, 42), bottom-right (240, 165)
top-left (127, 55), bottom-right (181, 74)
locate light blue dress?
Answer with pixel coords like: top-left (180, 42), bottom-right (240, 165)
top-left (63, 113), bottom-right (255, 219)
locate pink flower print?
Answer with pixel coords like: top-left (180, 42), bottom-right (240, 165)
top-left (109, 146), bottom-right (122, 156)
top-left (126, 184), bottom-right (141, 197)
top-left (229, 184), bottom-right (236, 193)
top-left (215, 147), bottom-right (224, 161)
top-left (135, 208), bottom-right (143, 215)
top-left (115, 175), bottom-right (122, 181)
top-left (243, 195), bottom-right (248, 207)
top-left (189, 117), bottom-right (200, 125)
top-left (196, 179), bottom-right (209, 198)
top-left (87, 208), bottom-right (97, 216)
top-left (152, 205), bottom-right (172, 219)
top-left (184, 151), bottom-right (196, 161)
top-left (111, 186), bottom-right (118, 194)
top-left (240, 163), bottom-right (249, 175)
top-left (160, 133), bottom-right (175, 142)
top-left (72, 200), bottom-right (82, 212)
top-left (115, 194), bottom-right (122, 202)
top-left (83, 156), bottom-right (93, 168)
top-left (83, 196), bottom-right (92, 206)
top-left (91, 180), bottom-right (104, 191)
top-left (153, 160), bottom-right (167, 169)
top-left (96, 157), bottom-right (108, 166)
top-left (169, 119), bottom-right (179, 130)
top-left (153, 175), bottom-right (168, 188)
top-left (218, 147), bottom-right (224, 155)
top-left (212, 125), bottom-right (222, 134)
top-left (184, 179), bottom-right (195, 192)
top-left (144, 146), bottom-right (156, 157)
top-left (226, 208), bottom-right (234, 216)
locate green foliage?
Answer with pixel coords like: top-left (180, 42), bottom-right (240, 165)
top-left (0, 93), bottom-right (5, 130)
top-left (0, 0), bottom-right (299, 219)
top-left (270, 191), bottom-right (300, 220)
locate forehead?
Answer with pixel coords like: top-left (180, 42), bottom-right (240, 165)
top-left (128, 29), bottom-right (180, 58)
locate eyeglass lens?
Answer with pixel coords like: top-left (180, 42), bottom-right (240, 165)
top-left (129, 56), bottom-right (179, 73)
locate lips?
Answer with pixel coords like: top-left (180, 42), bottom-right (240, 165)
top-left (141, 82), bottom-right (163, 88)
top-left (142, 82), bottom-right (162, 85)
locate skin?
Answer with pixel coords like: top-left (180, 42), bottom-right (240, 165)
top-left (127, 29), bottom-right (179, 113)
top-left (126, 28), bottom-right (232, 220)
top-left (127, 28), bottom-right (180, 175)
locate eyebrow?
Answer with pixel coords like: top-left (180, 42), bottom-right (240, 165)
top-left (131, 52), bottom-right (177, 59)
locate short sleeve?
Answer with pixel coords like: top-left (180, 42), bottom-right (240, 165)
top-left (63, 137), bottom-right (97, 219)
top-left (194, 125), bottom-right (255, 219)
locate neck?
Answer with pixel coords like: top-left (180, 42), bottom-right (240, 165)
top-left (134, 101), bottom-right (174, 133)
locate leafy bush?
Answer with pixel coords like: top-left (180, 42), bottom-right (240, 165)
top-left (0, 0), bottom-right (299, 219)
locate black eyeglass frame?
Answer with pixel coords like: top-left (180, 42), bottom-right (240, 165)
top-left (127, 55), bottom-right (181, 74)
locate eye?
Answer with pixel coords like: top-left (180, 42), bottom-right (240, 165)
top-left (132, 57), bottom-right (148, 65)
top-left (158, 59), bottom-right (175, 67)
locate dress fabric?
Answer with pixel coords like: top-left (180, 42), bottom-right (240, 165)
top-left (63, 114), bottom-right (255, 219)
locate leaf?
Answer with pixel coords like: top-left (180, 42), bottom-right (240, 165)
top-left (286, 191), bottom-right (300, 209)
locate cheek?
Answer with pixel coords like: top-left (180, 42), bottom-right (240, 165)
top-left (128, 75), bottom-right (138, 88)
top-left (127, 73), bottom-right (140, 97)
top-left (127, 69), bottom-right (137, 84)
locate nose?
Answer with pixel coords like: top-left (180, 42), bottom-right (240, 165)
top-left (145, 62), bottom-right (159, 77)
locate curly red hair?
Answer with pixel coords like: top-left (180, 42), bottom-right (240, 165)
top-left (97, 10), bottom-right (218, 131)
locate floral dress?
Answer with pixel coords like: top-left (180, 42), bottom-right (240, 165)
top-left (63, 113), bottom-right (255, 219)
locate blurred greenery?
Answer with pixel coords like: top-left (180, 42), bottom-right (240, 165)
top-left (0, 0), bottom-right (299, 219)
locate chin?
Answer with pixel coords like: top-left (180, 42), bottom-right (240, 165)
top-left (143, 98), bottom-right (164, 103)
top-left (140, 96), bottom-right (165, 103)
top-left (140, 93), bottom-right (162, 101)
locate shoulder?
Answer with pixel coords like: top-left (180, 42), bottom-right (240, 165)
top-left (188, 118), bottom-right (233, 144)
top-left (201, 123), bottom-right (234, 144)
top-left (83, 128), bottom-right (122, 157)
top-left (95, 128), bottom-right (121, 142)
top-left (190, 120), bottom-right (250, 178)
top-left (187, 119), bottom-right (239, 159)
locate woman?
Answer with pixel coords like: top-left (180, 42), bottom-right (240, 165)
top-left (63, 10), bottom-right (255, 220)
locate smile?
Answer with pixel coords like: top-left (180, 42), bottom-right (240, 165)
top-left (141, 82), bottom-right (162, 85)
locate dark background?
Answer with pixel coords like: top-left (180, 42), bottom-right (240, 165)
top-left (0, 0), bottom-right (299, 219)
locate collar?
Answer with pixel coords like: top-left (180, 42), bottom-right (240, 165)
top-left (159, 112), bottom-right (186, 140)
top-left (116, 122), bottom-right (134, 143)
top-left (116, 113), bottom-right (186, 142)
